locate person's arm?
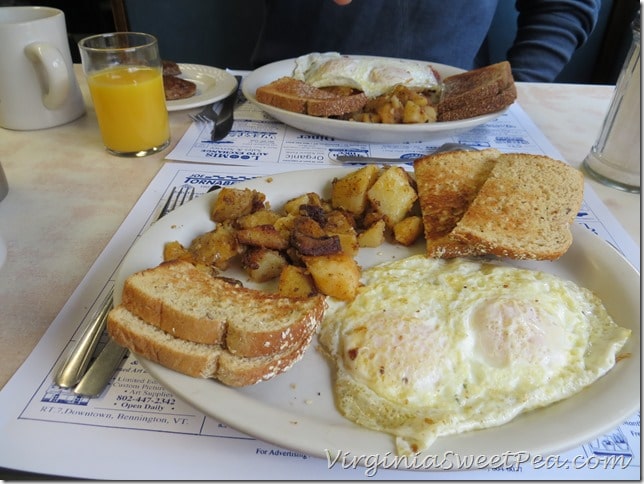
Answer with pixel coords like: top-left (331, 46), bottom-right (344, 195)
top-left (508, 0), bottom-right (601, 81)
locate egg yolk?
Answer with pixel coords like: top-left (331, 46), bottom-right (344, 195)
top-left (470, 298), bottom-right (568, 369)
top-left (341, 314), bottom-right (450, 405)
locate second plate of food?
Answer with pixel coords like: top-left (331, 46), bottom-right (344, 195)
top-left (242, 57), bottom-right (509, 144)
top-left (166, 64), bottom-right (238, 111)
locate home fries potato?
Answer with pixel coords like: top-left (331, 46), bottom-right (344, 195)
top-left (163, 166), bottom-right (422, 301)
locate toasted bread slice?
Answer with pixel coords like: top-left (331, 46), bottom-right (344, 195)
top-left (413, 148), bottom-right (501, 258)
top-left (438, 84), bottom-right (516, 121)
top-left (437, 61), bottom-right (516, 121)
top-left (256, 76), bottom-right (367, 117)
top-left (451, 153), bottom-right (584, 260)
top-left (107, 305), bottom-right (314, 386)
top-left (120, 259), bottom-right (325, 357)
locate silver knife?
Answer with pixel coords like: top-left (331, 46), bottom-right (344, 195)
top-left (71, 187), bottom-right (195, 397)
top-left (210, 76), bottom-right (241, 141)
top-left (336, 143), bottom-right (478, 164)
top-left (335, 155), bottom-right (415, 164)
top-left (73, 339), bottom-right (128, 397)
top-left (55, 288), bottom-right (114, 388)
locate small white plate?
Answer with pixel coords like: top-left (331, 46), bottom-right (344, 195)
top-left (242, 56), bottom-right (510, 143)
top-left (166, 64), bottom-right (237, 112)
top-left (114, 168), bottom-right (640, 470)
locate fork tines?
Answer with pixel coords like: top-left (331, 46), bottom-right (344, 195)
top-left (160, 185), bottom-right (196, 218)
top-left (189, 113), bottom-right (214, 124)
top-left (188, 103), bottom-right (218, 124)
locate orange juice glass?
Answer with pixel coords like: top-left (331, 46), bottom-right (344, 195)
top-left (79, 33), bottom-right (170, 157)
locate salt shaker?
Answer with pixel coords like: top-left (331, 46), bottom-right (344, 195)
top-left (0, 161), bottom-right (8, 202)
top-left (583, 11), bottom-right (641, 193)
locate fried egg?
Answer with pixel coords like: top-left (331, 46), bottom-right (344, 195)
top-left (318, 255), bottom-right (631, 455)
top-left (293, 52), bottom-right (440, 98)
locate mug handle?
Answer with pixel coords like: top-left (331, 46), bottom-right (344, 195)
top-left (23, 41), bottom-right (71, 110)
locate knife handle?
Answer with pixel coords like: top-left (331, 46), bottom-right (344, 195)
top-left (73, 339), bottom-right (128, 397)
top-left (54, 288), bottom-right (113, 388)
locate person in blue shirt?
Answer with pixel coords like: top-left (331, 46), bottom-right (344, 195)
top-left (251, 0), bottom-right (601, 82)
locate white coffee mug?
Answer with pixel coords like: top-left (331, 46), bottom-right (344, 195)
top-left (0, 6), bottom-right (85, 130)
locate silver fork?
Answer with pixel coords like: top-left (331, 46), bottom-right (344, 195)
top-left (188, 102), bottom-right (220, 124)
top-left (55, 184), bottom-right (196, 396)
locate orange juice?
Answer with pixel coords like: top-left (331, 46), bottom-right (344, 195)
top-left (88, 66), bottom-right (169, 154)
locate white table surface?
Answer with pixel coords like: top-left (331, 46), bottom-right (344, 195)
top-left (0, 72), bottom-right (640, 393)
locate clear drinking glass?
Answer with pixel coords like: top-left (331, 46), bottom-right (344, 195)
top-left (78, 32), bottom-right (170, 157)
top-left (583, 14), bottom-right (641, 193)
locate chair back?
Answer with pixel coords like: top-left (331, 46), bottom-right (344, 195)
top-left (110, 0), bottom-right (264, 70)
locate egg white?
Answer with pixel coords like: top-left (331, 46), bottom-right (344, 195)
top-left (318, 255), bottom-right (631, 455)
top-left (293, 52), bottom-right (440, 98)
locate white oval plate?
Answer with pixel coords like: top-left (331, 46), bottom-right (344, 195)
top-left (241, 57), bottom-right (510, 143)
top-left (115, 168), bottom-right (640, 470)
top-left (166, 64), bottom-right (237, 112)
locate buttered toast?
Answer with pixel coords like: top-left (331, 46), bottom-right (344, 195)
top-left (107, 259), bottom-right (325, 385)
top-left (451, 153), bottom-right (584, 260)
top-left (414, 150), bottom-right (584, 260)
top-left (255, 76), bottom-right (368, 117)
top-left (437, 61), bottom-right (517, 121)
top-left (108, 306), bottom-right (315, 386)
top-left (413, 148), bottom-right (501, 258)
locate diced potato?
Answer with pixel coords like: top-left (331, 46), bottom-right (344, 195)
top-left (236, 224), bottom-right (289, 250)
top-left (358, 219), bottom-right (386, 247)
top-left (376, 101), bottom-right (399, 124)
top-left (283, 192), bottom-right (324, 215)
top-left (403, 100), bottom-right (428, 124)
top-left (393, 216), bottom-right (423, 246)
top-left (324, 209), bottom-right (356, 234)
top-left (331, 165), bottom-right (380, 215)
top-left (163, 240), bottom-right (193, 262)
top-left (273, 213), bottom-right (296, 239)
top-left (367, 166), bottom-right (418, 227)
top-left (211, 187), bottom-right (266, 222)
top-left (302, 253), bottom-right (360, 301)
top-left (408, 89), bottom-right (429, 106)
top-left (283, 193), bottom-right (309, 215)
top-left (361, 205), bottom-right (384, 228)
top-left (349, 85), bottom-right (438, 125)
top-left (336, 232), bottom-right (359, 257)
top-left (278, 265), bottom-right (318, 298)
top-left (236, 209), bottom-right (281, 229)
top-left (188, 222), bottom-right (241, 270)
top-left (241, 247), bottom-right (288, 283)
top-left (292, 215), bottom-right (326, 238)
top-left (422, 104), bottom-right (437, 123)
top-left (324, 210), bottom-right (359, 256)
